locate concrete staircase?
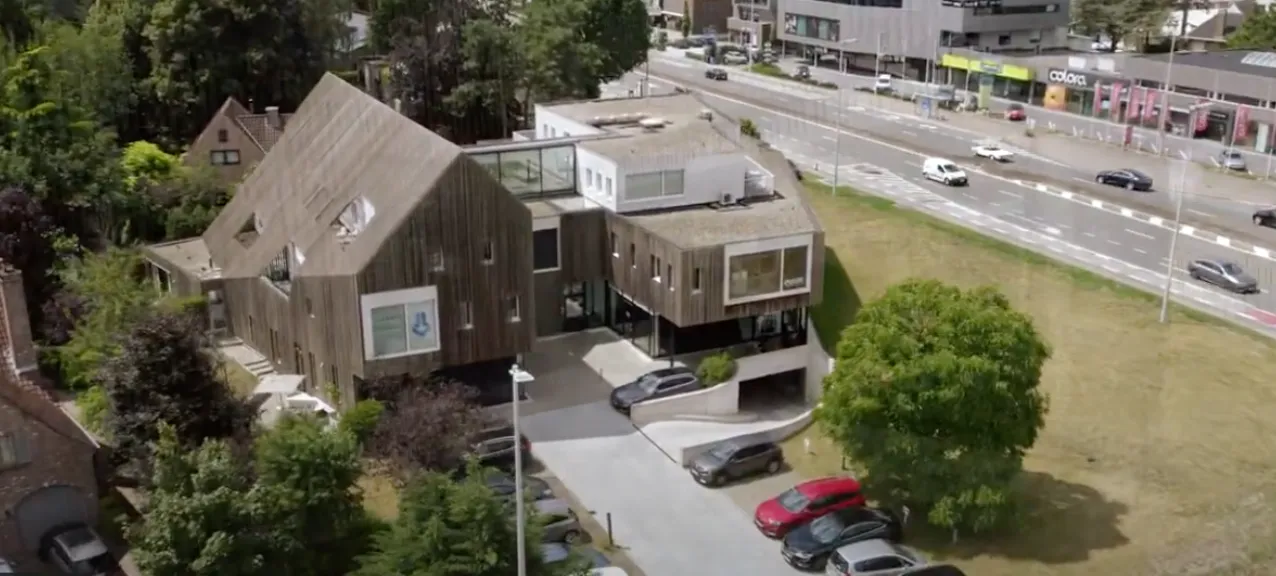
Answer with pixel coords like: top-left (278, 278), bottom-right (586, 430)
top-left (216, 337), bottom-right (276, 380)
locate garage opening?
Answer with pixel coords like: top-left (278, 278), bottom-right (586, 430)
top-left (738, 368), bottom-right (806, 412)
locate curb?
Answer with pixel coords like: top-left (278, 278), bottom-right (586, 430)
top-left (1012, 178), bottom-right (1276, 262)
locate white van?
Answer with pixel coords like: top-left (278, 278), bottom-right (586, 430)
top-left (873, 74), bottom-right (893, 93)
top-left (922, 157), bottom-right (968, 186)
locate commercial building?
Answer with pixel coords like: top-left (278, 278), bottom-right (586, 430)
top-left (144, 74), bottom-right (824, 407)
top-left (937, 47), bottom-right (1276, 154)
top-left (776, 0), bottom-right (1071, 79)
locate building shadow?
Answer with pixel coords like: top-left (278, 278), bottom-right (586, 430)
top-left (909, 471), bottom-right (1129, 565)
top-left (809, 247), bottom-right (861, 352)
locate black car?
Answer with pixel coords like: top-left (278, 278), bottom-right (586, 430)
top-left (468, 424), bottom-right (531, 472)
top-left (688, 439), bottom-right (784, 486)
top-left (1254, 207), bottom-right (1276, 227)
top-left (609, 366), bottom-right (698, 414)
top-left (780, 507), bottom-right (902, 571)
top-left (1095, 169), bottom-right (1153, 191)
top-left (705, 67), bottom-right (728, 81)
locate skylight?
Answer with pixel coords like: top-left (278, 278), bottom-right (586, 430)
top-left (1242, 52), bottom-right (1276, 69)
top-left (335, 196), bottom-right (376, 238)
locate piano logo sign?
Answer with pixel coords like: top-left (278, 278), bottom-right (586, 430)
top-left (411, 310), bottom-right (432, 338)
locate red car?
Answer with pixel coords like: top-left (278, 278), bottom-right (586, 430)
top-left (753, 476), bottom-right (866, 538)
top-left (1004, 103), bottom-right (1026, 121)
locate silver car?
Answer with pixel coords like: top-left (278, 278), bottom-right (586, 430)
top-left (1218, 150), bottom-right (1248, 171)
top-left (533, 498), bottom-right (585, 544)
top-left (1188, 258), bottom-right (1259, 294)
top-left (825, 538), bottom-right (927, 575)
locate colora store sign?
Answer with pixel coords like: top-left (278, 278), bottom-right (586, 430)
top-left (1047, 68), bottom-right (1096, 89)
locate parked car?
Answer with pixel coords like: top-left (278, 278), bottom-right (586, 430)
top-left (1095, 169), bottom-right (1153, 191)
top-left (900, 566), bottom-right (967, 576)
top-left (542, 543), bottom-right (610, 568)
top-left (872, 74), bottom-right (893, 93)
top-left (781, 507), bottom-right (902, 570)
top-left (483, 469), bottom-right (554, 501)
top-left (1253, 207), bottom-right (1276, 227)
top-left (468, 424), bottom-right (532, 472)
top-left (705, 68), bottom-right (729, 81)
top-left (754, 476), bottom-right (867, 538)
top-left (1218, 149), bottom-right (1248, 171)
top-left (921, 157), bottom-right (967, 186)
top-left (39, 524), bottom-right (121, 576)
top-left (796, 64), bottom-right (811, 80)
top-left (1188, 258), bottom-right (1260, 294)
top-left (1004, 103), bottom-right (1026, 121)
top-left (826, 538), bottom-right (927, 575)
top-left (971, 142), bottom-right (1014, 162)
top-left (533, 498), bottom-right (585, 543)
top-left (688, 439), bottom-right (784, 486)
top-left (609, 366), bottom-right (698, 414)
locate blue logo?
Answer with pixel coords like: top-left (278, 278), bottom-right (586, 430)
top-left (411, 311), bottom-right (432, 337)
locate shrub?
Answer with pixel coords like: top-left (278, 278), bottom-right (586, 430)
top-left (739, 118), bottom-right (760, 139)
top-left (339, 399), bottom-right (384, 445)
top-left (655, 31), bottom-right (668, 50)
top-left (696, 352), bottom-right (737, 387)
top-left (77, 385), bottom-right (109, 438)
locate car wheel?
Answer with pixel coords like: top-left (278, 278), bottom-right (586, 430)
top-left (563, 529), bottom-right (582, 544)
top-left (1095, 175), bottom-right (1105, 184)
top-left (766, 459), bottom-right (781, 473)
top-left (1256, 216), bottom-right (1266, 226)
top-left (1126, 181), bottom-right (1135, 190)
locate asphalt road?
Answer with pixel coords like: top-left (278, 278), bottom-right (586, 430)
top-left (645, 54), bottom-right (1276, 252)
top-left (616, 68), bottom-right (1276, 332)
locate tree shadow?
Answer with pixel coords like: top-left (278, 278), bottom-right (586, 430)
top-left (810, 247), bottom-right (862, 352)
top-left (906, 471), bottom-right (1130, 565)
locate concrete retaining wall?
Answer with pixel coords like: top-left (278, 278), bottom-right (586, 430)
top-left (676, 409), bottom-right (815, 466)
top-left (804, 323), bottom-right (833, 403)
top-left (630, 380), bottom-right (740, 426)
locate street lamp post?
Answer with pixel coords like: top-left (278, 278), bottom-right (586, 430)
top-left (1159, 103), bottom-right (1209, 323)
top-left (831, 37), bottom-right (858, 193)
top-left (509, 364), bottom-right (535, 576)
top-left (1157, 35), bottom-right (1179, 157)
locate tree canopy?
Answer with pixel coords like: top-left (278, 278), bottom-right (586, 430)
top-left (1071, 0), bottom-right (1172, 51)
top-left (820, 279), bottom-right (1051, 536)
top-left (365, 375), bottom-right (490, 481)
top-left (1228, 6), bottom-right (1276, 49)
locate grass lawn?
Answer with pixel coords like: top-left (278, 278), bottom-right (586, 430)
top-left (358, 464), bottom-right (401, 521)
top-left (794, 179), bottom-right (1276, 575)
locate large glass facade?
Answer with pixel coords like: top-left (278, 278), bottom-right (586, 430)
top-left (467, 144), bottom-right (576, 197)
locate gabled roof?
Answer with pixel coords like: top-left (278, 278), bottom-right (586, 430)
top-left (208, 97), bottom-right (293, 154)
top-left (202, 73), bottom-right (462, 279)
top-left (0, 371), bottom-right (97, 448)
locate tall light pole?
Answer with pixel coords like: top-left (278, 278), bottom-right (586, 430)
top-left (1157, 35), bottom-right (1179, 157)
top-left (831, 37), bottom-right (857, 193)
top-left (1159, 103), bottom-right (1208, 323)
top-left (509, 364), bottom-right (535, 576)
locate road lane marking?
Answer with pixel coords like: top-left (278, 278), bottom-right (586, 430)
top-left (996, 189), bottom-right (1022, 198)
top-left (1217, 236), bottom-right (1232, 247)
top-left (822, 135), bottom-right (836, 142)
top-left (1090, 199), bottom-right (1104, 208)
top-left (1135, 248), bottom-right (1148, 254)
top-left (1107, 239), bottom-right (1121, 245)
top-left (1188, 208), bottom-right (1215, 218)
top-left (1103, 264), bottom-right (1121, 273)
top-left (1257, 247), bottom-right (1271, 258)
top-left (1149, 216), bottom-right (1163, 226)
top-left (1061, 191), bottom-right (1074, 199)
top-left (901, 130), bottom-right (917, 137)
top-left (1181, 226), bottom-right (1196, 236)
top-left (1120, 208), bottom-right (1134, 217)
top-left (1125, 229), bottom-right (1155, 240)
top-left (1083, 231), bottom-right (1097, 238)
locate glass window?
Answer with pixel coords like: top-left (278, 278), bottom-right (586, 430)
top-left (594, 172), bottom-right (602, 190)
top-left (507, 296), bottom-right (521, 321)
top-left (782, 245), bottom-right (808, 290)
top-left (542, 145), bottom-right (575, 193)
top-left (729, 251), bottom-right (781, 300)
top-left (605, 176), bottom-right (613, 196)
top-left (534, 228), bottom-right (559, 271)
top-left (370, 305), bottom-right (408, 357)
top-left (693, 267), bottom-right (702, 291)
top-left (586, 168), bottom-right (594, 189)
top-left (472, 152), bottom-right (502, 180)
top-left (662, 170), bottom-right (685, 196)
top-left (626, 172), bottom-right (664, 200)
top-left (210, 150), bottom-right (241, 165)
top-left (500, 148), bottom-right (543, 196)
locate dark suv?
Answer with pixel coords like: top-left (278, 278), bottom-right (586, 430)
top-left (705, 67), bottom-right (728, 81)
top-left (688, 439), bottom-right (784, 486)
top-left (468, 424), bottom-right (531, 472)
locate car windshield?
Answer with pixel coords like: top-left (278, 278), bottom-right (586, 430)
top-left (940, 163), bottom-right (960, 173)
top-left (1222, 262), bottom-right (1244, 275)
top-left (705, 444), bottom-right (734, 461)
top-left (809, 514), bottom-right (846, 543)
top-left (778, 488), bottom-right (811, 512)
top-left (1226, 151), bottom-right (1243, 159)
top-left (1128, 170), bottom-right (1150, 180)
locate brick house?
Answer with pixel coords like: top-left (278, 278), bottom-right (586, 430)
top-left (0, 262), bottom-right (100, 566)
top-left (185, 97), bottom-right (292, 184)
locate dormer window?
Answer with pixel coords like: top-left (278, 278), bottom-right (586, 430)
top-left (335, 195), bottom-right (376, 239)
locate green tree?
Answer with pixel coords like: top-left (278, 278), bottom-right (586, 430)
top-left (819, 279), bottom-right (1051, 538)
top-left (520, 0), bottom-right (605, 102)
top-left (143, 0), bottom-right (323, 142)
top-left (354, 468), bottom-right (577, 576)
top-left (1072, 0), bottom-right (1167, 51)
top-left (582, 0), bottom-right (649, 81)
top-left (38, 20), bottom-right (137, 135)
top-left (159, 165), bottom-right (229, 240)
top-left (55, 248), bottom-right (155, 390)
top-left (1229, 6), bottom-right (1276, 49)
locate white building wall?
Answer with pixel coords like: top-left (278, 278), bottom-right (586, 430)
top-left (576, 148), bottom-right (618, 211)
top-left (533, 106), bottom-right (601, 139)
top-left (616, 153), bottom-right (749, 213)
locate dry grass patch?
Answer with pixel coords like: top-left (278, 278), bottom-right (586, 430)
top-left (799, 181), bottom-right (1276, 576)
top-left (358, 464), bottom-right (401, 521)
top-left (220, 361), bottom-right (259, 398)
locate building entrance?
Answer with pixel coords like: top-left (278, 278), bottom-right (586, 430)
top-left (562, 281), bottom-right (605, 333)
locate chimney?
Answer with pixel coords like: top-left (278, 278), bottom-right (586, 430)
top-left (0, 262), bottom-right (38, 379)
top-left (266, 106), bottom-right (281, 129)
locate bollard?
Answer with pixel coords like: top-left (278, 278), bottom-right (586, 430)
top-left (606, 512), bottom-right (614, 547)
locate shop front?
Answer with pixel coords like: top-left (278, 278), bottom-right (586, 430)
top-left (940, 54), bottom-right (1034, 107)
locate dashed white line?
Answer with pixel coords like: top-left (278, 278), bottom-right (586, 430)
top-left (1134, 248), bottom-right (1148, 254)
top-left (1106, 239), bottom-right (1122, 246)
top-left (1187, 208), bottom-right (1215, 218)
top-left (1181, 226), bottom-right (1197, 236)
top-left (1090, 199), bottom-right (1104, 208)
top-left (1102, 264), bottom-right (1121, 274)
top-left (1149, 216), bottom-right (1164, 226)
top-left (996, 189), bottom-right (1022, 198)
top-left (1120, 208), bottom-right (1134, 217)
top-left (1125, 228), bottom-right (1155, 240)
top-left (1083, 231), bottom-right (1097, 238)
top-left (901, 130), bottom-right (917, 137)
top-left (1216, 236), bottom-right (1232, 247)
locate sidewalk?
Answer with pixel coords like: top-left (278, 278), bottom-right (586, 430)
top-left (764, 58), bottom-right (1276, 206)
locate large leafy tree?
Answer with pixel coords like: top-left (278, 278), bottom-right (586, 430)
top-left (1229, 6), bottom-right (1276, 49)
top-left (1072, 0), bottom-right (1168, 51)
top-left (102, 307), bottom-right (254, 475)
top-left (143, 0), bottom-right (324, 142)
top-left (38, 20), bottom-right (137, 136)
top-left (366, 376), bottom-right (489, 481)
top-left (354, 469), bottom-right (578, 576)
top-left (54, 248), bottom-right (156, 389)
top-left (582, 0), bottom-right (649, 81)
top-left (0, 186), bottom-right (58, 335)
top-left (820, 279), bottom-right (1051, 538)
